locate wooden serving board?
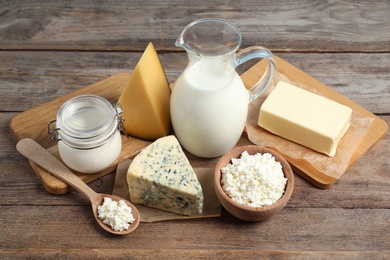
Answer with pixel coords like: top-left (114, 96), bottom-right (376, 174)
top-left (10, 56), bottom-right (388, 193)
top-left (10, 72), bottom-right (151, 194)
top-left (241, 57), bottom-right (388, 188)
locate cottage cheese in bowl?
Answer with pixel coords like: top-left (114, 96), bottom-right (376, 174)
top-left (214, 145), bottom-right (294, 221)
top-left (221, 151), bottom-right (287, 207)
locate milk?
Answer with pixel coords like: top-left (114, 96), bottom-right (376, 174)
top-left (171, 59), bottom-right (250, 158)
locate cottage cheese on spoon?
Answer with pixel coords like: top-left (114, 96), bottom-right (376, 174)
top-left (97, 197), bottom-right (135, 231)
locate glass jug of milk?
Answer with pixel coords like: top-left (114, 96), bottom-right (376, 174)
top-left (171, 18), bottom-right (275, 158)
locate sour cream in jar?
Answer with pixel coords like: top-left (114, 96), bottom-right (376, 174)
top-left (49, 94), bottom-right (122, 174)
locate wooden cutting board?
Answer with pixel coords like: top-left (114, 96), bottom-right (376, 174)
top-left (10, 56), bottom-right (388, 193)
top-left (10, 72), bottom-right (151, 194)
top-left (241, 57), bottom-right (388, 188)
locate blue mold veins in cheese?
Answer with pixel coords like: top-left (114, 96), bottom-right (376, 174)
top-left (127, 135), bottom-right (204, 216)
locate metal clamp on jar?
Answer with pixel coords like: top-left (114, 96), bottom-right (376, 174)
top-left (48, 94), bottom-right (123, 174)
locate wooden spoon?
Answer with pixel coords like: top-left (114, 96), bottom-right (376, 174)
top-left (16, 138), bottom-right (140, 235)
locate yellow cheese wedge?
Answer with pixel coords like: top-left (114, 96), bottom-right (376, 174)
top-left (118, 42), bottom-right (171, 140)
top-left (258, 81), bottom-right (352, 157)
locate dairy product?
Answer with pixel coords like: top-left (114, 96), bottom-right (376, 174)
top-left (171, 59), bottom-right (249, 158)
top-left (118, 42), bottom-right (171, 140)
top-left (127, 135), bottom-right (204, 216)
top-left (221, 151), bottom-right (287, 207)
top-left (58, 130), bottom-right (121, 173)
top-left (54, 95), bottom-right (122, 174)
top-left (97, 197), bottom-right (135, 231)
top-left (258, 81), bottom-right (352, 157)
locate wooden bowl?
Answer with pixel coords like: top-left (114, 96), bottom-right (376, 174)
top-left (214, 145), bottom-right (294, 221)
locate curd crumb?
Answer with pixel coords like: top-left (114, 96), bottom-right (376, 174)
top-left (221, 151), bottom-right (287, 207)
top-left (97, 197), bottom-right (135, 231)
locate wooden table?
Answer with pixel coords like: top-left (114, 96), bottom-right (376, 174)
top-left (1, 1), bottom-right (389, 259)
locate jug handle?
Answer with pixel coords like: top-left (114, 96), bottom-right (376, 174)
top-left (234, 46), bottom-right (276, 102)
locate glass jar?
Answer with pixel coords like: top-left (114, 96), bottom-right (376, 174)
top-left (48, 94), bottom-right (122, 174)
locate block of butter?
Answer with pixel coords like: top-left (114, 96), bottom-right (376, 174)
top-left (258, 81), bottom-right (352, 157)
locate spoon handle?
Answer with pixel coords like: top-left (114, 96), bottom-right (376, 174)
top-left (16, 138), bottom-right (98, 201)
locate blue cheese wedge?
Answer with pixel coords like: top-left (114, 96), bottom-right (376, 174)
top-left (127, 135), bottom-right (204, 216)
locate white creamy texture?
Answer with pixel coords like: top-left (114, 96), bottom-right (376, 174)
top-left (97, 197), bottom-right (135, 231)
top-left (58, 130), bottom-right (122, 174)
top-left (221, 151), bottom-right (287, 207)
top-left (170, 58), bottom-right (250, 158)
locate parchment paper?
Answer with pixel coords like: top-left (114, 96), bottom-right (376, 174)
top-left (113, 159), bottom-right (221, 222)
top-left (246, 72), bottom-right (374, 179)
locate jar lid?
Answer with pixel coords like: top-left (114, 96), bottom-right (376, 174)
top-left (56, 94), bottom-right (117, 148)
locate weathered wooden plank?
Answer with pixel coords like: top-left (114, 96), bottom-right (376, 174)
top-left (0, 249), bottom-right (389, 260)
top-left (0, 52), bottom-right (389, 114)
top-left (0, 205), bottom-right (389, 251)
top-left (0, 0), bottom-right (389, 52)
